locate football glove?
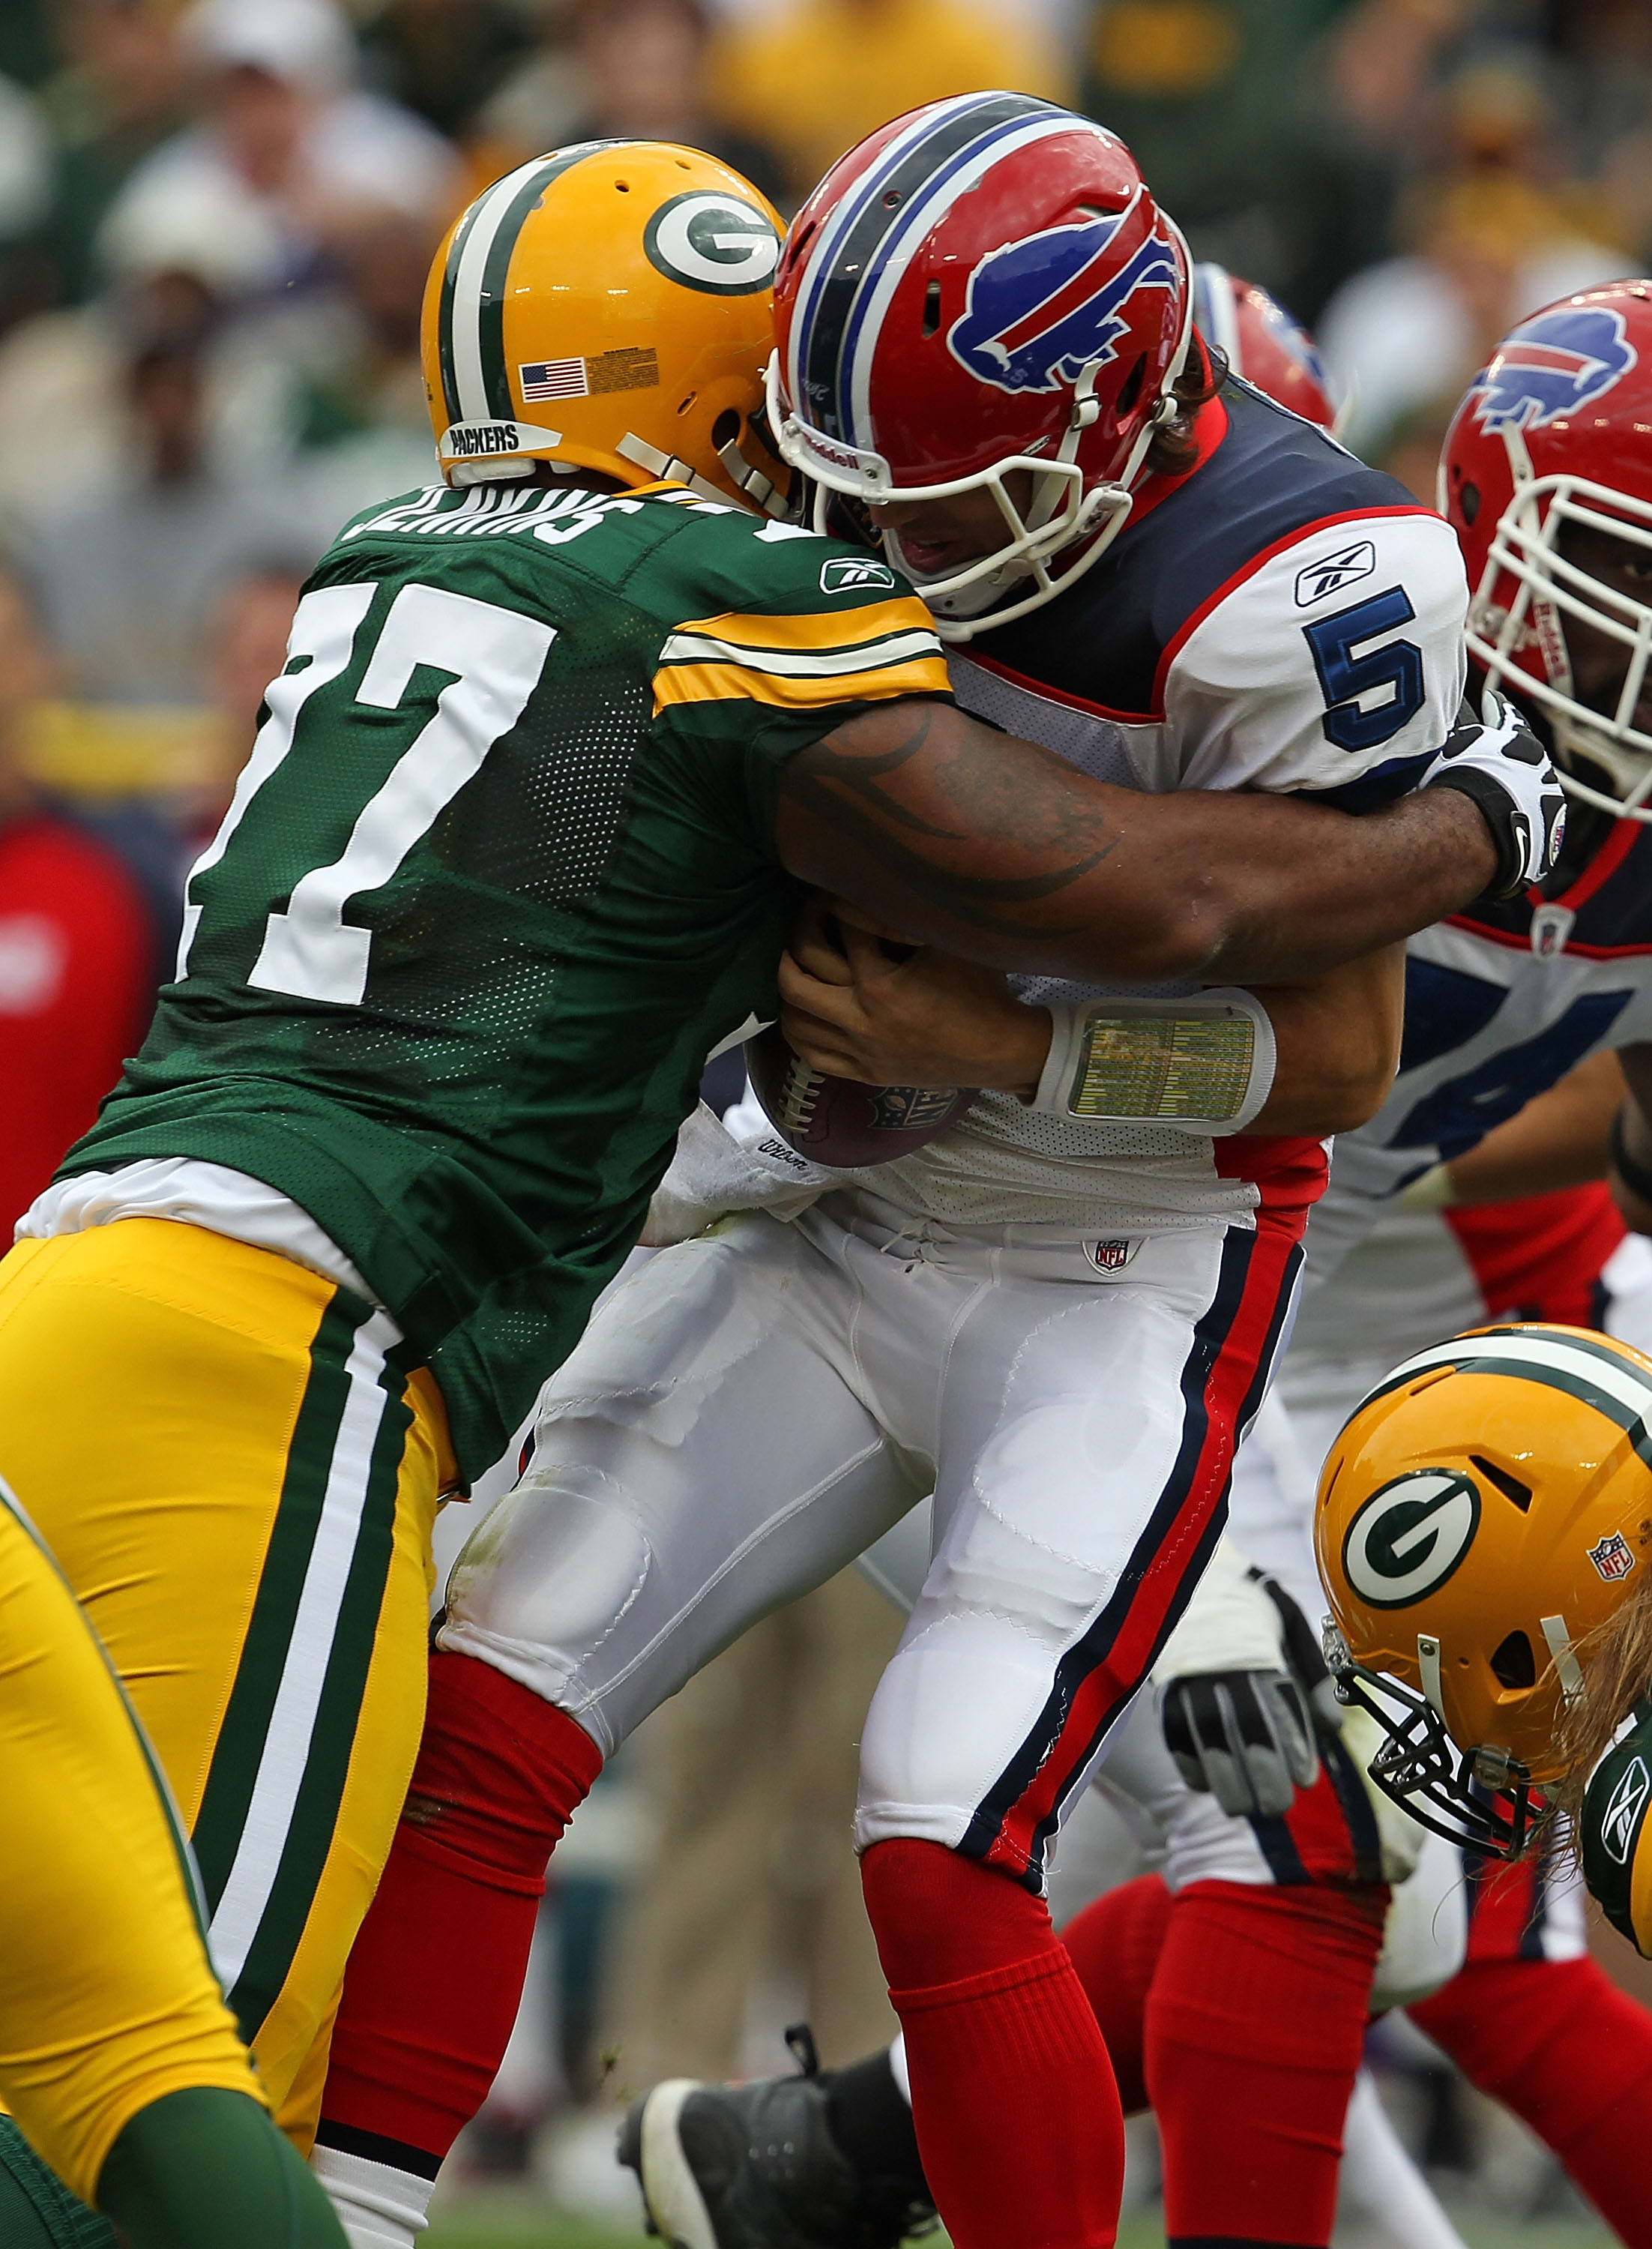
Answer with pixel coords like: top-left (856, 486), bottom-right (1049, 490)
top-left (1421, 692), bottom-right (1566, 901)
top-left (1160, 1666), bottom-right (1318, 1819)
top-left (1157, 1543), bottom-right (1343, 1821)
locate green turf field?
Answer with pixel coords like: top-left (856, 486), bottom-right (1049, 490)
top-left (423, 2199), bottom-right (1615, 2249)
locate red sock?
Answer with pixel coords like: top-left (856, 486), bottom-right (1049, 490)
top-left (318, 1651), bottom-right (602, 2167)
top-left (1059, 1874), bottom-right (1173, 2116)
top-left (1147, 1879), bottom-right (1387, 2249)
top-left (860, 1837), bottom-right (1124, 2249)
top-left (1411, 1954), bottom-right (1652, 2248)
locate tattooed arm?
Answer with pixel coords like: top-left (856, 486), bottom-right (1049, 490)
top-left (773, 699), bottom-right (1498, 985)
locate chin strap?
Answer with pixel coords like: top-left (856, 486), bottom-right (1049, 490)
top-left (615, 431), bottom-right (744, 509)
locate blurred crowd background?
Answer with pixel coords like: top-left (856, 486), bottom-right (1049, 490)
top-left (4, 1), bottom-right (1652, 2241)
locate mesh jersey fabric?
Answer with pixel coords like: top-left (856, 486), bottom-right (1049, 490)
top-left (57, 481), bottom-right (950, 1479)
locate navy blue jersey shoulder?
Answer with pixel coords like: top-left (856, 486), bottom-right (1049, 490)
top-left (1457, 812), bottom-right (1652, 954)
top-left (972, 379), bottom-right (1418, 716)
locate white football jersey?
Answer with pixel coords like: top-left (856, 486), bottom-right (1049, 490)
top-left (849, 379), bottom-right (1469, 1234)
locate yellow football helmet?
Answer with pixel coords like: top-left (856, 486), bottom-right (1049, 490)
top-left (1315, 1322), bottom-right (1652, 1856)
top-left (421, 139), bottom-right (787, 508)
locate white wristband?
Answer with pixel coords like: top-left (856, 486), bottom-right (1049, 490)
top-left (1031, 988), bottom-right (1276, 1135)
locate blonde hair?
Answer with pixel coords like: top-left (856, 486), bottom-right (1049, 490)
top-left (1552, 1568), bottom-right (1652, 1818)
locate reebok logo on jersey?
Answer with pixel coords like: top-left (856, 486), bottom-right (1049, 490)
top-left (947, 206), bottom-right (1181, 397)
top-left (820, 557), bottom-right (896, 594)
top-left (1470, 305), bottom-right (1637, 433)
top-left (1589, 1531), bottom-right (1638, 1582)
top-left (1603, 1753), bottom-right (1651, 1864)
top-left (1294, 540), bottom-right (1375, 607)
top-left (1341, 1469), bottom-right (1482, 1610)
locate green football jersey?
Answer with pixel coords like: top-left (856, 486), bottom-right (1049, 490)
top-left (63, 481), bottom-right (950, 1478)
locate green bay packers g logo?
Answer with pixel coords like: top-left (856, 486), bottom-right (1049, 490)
top-left (645, 193), bottom-right (780, 295)
top-left (1341, 1469), bottom-right (1482, 1610)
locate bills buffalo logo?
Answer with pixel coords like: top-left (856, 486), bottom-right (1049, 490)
top-left (947, 209), bottom-right (1181, 397)
top-left (1257, 295), bottom-right (1331, 394)
top-left (1340, 1468), bottom-right (1482, 1610)
top-left (1589, 1530), bottom-right (1638, 1582)
top-left (1470, 306), bottom-right (1637, 434)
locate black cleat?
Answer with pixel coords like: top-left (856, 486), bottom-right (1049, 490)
top-left (618, 2026), bottom-right (935, 2249)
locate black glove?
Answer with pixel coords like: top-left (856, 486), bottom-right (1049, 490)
top-left (1161, 1667), bottom-right (1318, 1819)
top-left (1160, 1574), bottom-right (1344, 1820)
top-left (1422, 692), bottom-right (1566, 901)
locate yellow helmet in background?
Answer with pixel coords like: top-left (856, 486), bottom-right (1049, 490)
top-left (421, 139), bottom-right (787, 508)
top-left (1315, 1322), bottom-right (1652, 1857)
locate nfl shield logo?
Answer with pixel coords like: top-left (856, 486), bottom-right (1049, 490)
top-left (1088, 1239), bottom-right (1136, 1272)
top-left (1589, 1532), bottom-right (1637, 1583)
top-left (868, 1086), bottom-right (956, 1130)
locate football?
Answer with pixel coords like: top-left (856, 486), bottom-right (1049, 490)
top-left (744, 1022), bottom-right (977, 1167)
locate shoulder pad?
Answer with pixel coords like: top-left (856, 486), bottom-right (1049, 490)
top-left (1582, 1698), bottom-right (1652, 1955)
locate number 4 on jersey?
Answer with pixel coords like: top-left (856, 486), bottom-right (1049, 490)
top-left (187, 581), bottom-right (555, 1008)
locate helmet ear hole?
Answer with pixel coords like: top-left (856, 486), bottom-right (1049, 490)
top-left (1115, 353), bottom-right (1147, 419)
top-left (1491, 1630), bottom-right (1537, 1690)
top-left (1471, 1452), bottom-right (1533, 1511)
top-left (711, 409), bottom-right (742, 449)
top-left (1461, 481), bottom-right (1480, 525)
top-left (922, 280), bottom-right (942, 338)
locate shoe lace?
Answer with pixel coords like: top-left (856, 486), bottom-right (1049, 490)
top-left (782, 2025), bottom-right (938, 2248)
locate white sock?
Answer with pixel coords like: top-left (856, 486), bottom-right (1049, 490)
top-left (888, 2032), bottom-right (911, 2106)
top-left (311, 2143), bottom-right (436, 2249)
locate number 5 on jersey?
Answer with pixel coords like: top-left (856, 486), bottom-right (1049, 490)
top-left (182, 582), bottom-right (555, 1006)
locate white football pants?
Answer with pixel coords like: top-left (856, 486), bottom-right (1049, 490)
top-left (440, 1188), bottom-right (1303, 1887)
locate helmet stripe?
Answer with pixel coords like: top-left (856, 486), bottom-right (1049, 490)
top-left (1351, 1328), bottom-right (1652, 1466)
top-left (435, 193), bottom-right (488, 424)
top-left (790, 94), bottom-right (1061, 445)
top-left (841, 111), bottom-right (1090, 450)
top-left (441, 142), bottom-right (624, 426)
top-left (786, 97), bottom-right (992, 421)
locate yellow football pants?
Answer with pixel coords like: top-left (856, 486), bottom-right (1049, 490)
top-left (0, 1475), bottom-right (259, 2205)
top-left (0, 1220), bottom-right (450, 2163)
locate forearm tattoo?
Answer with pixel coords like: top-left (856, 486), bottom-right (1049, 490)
top-left (783, 707), bottom-right (1115, 939)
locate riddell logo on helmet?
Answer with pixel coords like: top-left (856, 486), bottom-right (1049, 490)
top-left (1588, 1531), bottom-right (1638, 1582)
top-left (947, 211), bottom-right (1181, 397)
top-left (1470, 305), bottom-right (1637, 433)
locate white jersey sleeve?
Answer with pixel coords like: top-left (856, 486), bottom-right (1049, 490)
top-left (1168, 509), bottom-right (1468, 800)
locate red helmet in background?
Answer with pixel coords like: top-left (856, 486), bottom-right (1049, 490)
top-left (1441, 280), bottom-right (1652, 821)
top-left (1192, 262), bottom-right (1338, 430)
top-left (767, 92), bottom-right (1193, 640)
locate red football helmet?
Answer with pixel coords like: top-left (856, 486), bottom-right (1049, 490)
top-left (1192, 262), bottom-right (1338, 431)
top-left (1441, 280), bottom-right (1652, 820)
top-left (766, 92), bottom-right (1193, 639)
